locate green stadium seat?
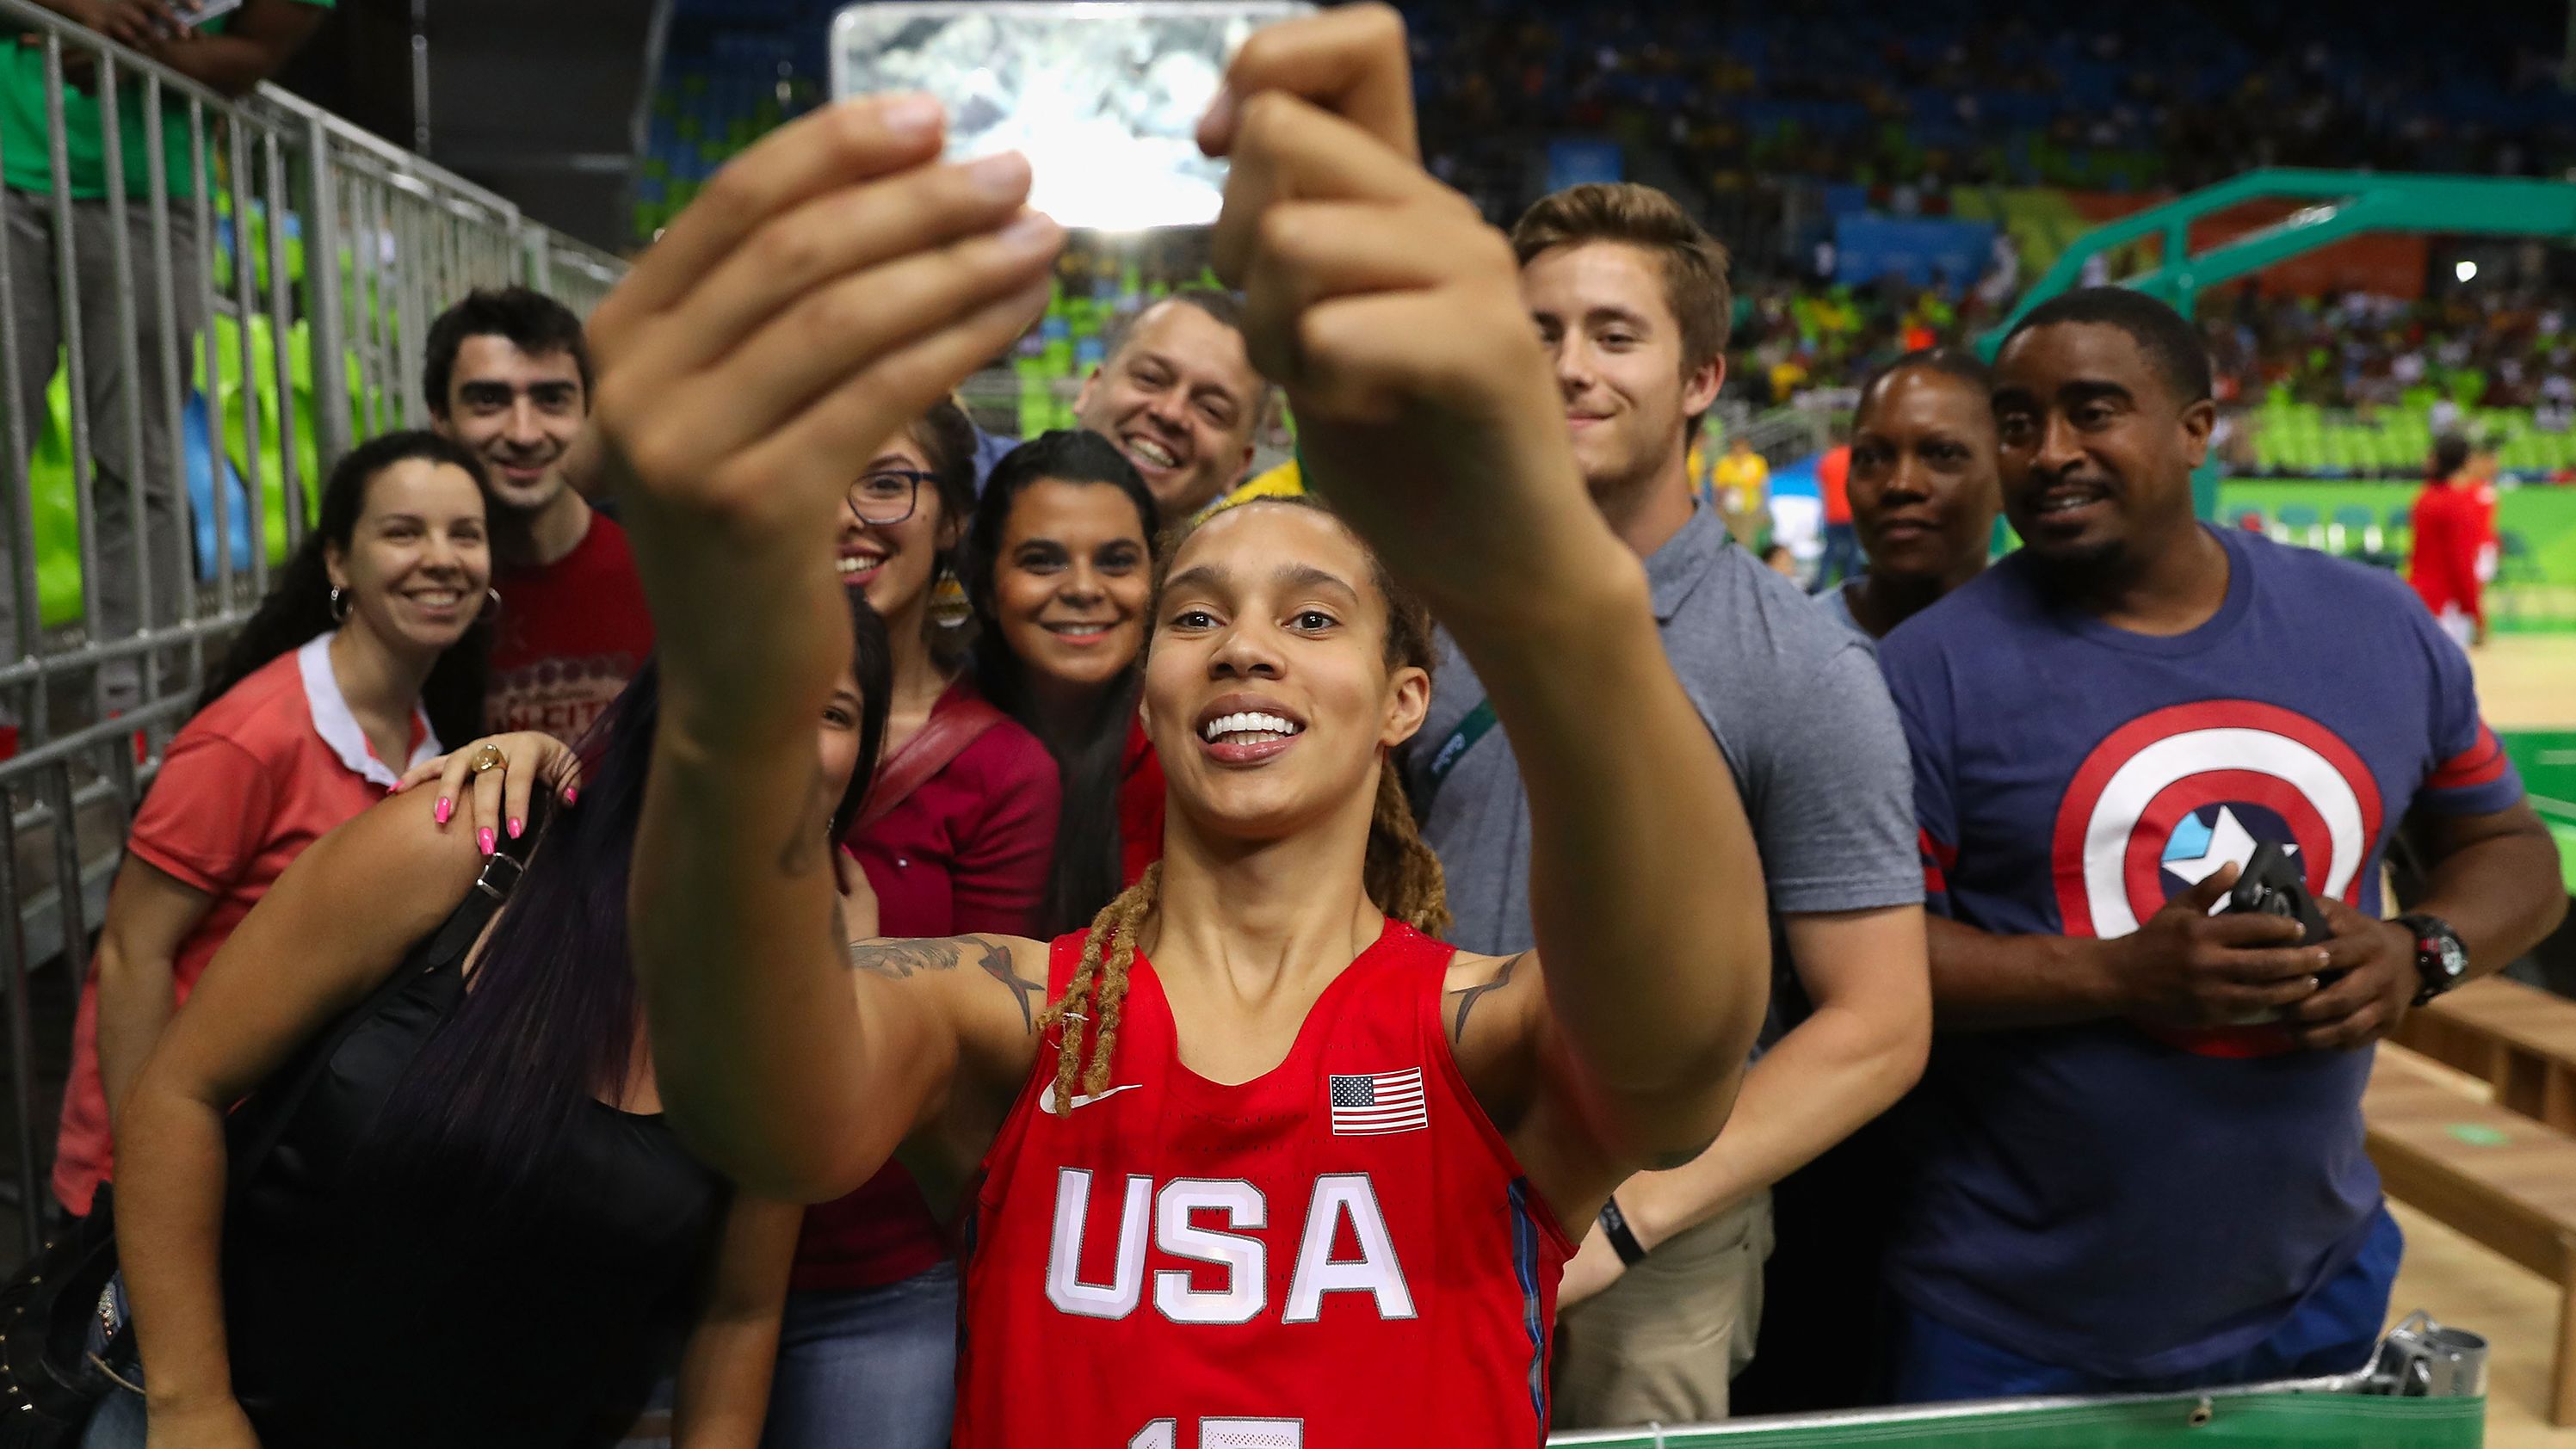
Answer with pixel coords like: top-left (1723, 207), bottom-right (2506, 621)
top-left (2277, 503), bottom-right (2324, 549)
top-left (2331, 503), bottom-right (2396, 564)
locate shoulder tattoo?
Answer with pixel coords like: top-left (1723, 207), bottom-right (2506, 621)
top-left (843, 935), bottom-right (1048, 1036)
top-left (1446, 951), bottom-right (1529, 1044)
top-left (978, 938), bottom-right (1047, 1034)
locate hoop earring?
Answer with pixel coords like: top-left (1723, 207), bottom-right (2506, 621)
top-left (328, 586), bottom-right (349, 623)
top-left (930, 561), bottom-right (973, 631)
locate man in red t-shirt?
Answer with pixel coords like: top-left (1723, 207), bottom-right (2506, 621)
top-left (427, 289), bottom-right (655, 737)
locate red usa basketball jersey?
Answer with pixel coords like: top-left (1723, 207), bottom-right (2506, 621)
top-left (954, 918), bottom-right (1572, 1449)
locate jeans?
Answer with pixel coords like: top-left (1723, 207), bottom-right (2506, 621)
top-left (2, 188), bottom-right (204, 716)
top-left (77, 1276), bottom-right (142, 1449)
top-left (1892, 1204), bottom-right (2403, 1402)
top-left (761, 1262), bottom-right (960, 1449)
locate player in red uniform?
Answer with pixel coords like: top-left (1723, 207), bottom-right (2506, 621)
top-left (2411, 434), bottom-right (2490, 648)
top-left (590, 9), bottom-right (1772, 1445)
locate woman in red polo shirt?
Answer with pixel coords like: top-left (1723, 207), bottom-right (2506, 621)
top-left (961, 429), bottom-right (1166, 934)
top-left (767, 399), bottom-right (1059, 1449)
top-left (52, 431), bottom-right (497, 1220)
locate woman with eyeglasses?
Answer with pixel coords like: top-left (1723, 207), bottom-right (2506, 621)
top-left (764, 398), bottom-right (1062, 1449)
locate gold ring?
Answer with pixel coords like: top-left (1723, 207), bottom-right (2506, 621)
top-left (469, 743), bottom-right (507, 775)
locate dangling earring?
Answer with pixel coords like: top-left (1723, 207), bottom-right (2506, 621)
top-left (930, 561), bottom-right (973, 631)
top-left (481, 587), bottom-right (503, 623)
top-left (329, 586), bottom-right (350, 622)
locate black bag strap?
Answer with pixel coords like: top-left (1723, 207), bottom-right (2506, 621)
top-left (80, 841), bottom-right (529, 1378)
top-left (221, 841), bottom-right (527, 1187)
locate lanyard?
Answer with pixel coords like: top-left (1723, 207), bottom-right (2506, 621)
top-left (1416, 699), bottom-right (1497, 814)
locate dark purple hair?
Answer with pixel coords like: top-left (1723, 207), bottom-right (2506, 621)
top-left (358, 593), bottom-right (893, 1205)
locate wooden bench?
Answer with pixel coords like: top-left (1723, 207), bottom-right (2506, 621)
top-left (2392, 976), bottom-right (2576, 1131)
top-left (2364, 1043), bottom-right (2576, 1423)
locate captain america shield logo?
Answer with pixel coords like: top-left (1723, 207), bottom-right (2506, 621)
top-left (2052, 700), bottom-right (2385, 938)
top-left (2049, 701), bottom-right (2384, 1056)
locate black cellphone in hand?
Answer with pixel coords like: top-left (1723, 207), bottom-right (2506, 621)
top-left (2226, 840), bottom-right (2332, 947)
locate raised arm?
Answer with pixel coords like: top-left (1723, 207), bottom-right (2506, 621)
top-left (590, 97), bottom-right (1063, 1200)
top-left (111, 800), bottom-right (484, 1443)
top-left (1203, 7), bottom-right (1769, 1176)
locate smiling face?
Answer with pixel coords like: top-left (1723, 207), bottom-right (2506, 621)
top-left (835, 431), bottom-right (954, 624)
top-left (1850, 367), bottom-right (2002, 588)
top-left (992, 478), bottom-right (1153, 698)
top-left (434, 335), bottom-right (586, 515)
top-left (1073, 300), bottom-right (1266, 518)
top-left (1520, 241), bottom-right (1722, 501)
top-left (324, 458), bottom-right (492, 657)
top-left (1142, 504), bottom-right (1430, 845)
top-left (1992, 320), bottom-right (2213, 575)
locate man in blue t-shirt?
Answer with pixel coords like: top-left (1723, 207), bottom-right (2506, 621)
top-left (1877, 287), bottom-right (2567, 1400)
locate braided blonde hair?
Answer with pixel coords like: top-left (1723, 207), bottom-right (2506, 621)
top-left (1036, 496), bottom-right (1450, 1098)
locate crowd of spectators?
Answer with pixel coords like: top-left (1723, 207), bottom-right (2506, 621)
top-left (1407, 0), bottom-right (2576, 220)
top-left (1720, 276), bottom-right (2576, 425)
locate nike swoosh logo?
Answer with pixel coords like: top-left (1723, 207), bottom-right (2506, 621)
top-left (1040, 1082), bottom-right (1142, 1116)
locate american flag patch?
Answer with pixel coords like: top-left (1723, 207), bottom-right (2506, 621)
top-left (1329, 1069), bottom-right (1428, 1136)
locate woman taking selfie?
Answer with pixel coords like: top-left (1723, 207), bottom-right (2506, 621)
top-left (96, 600), bottom-right (894, 1449)
top-left (52, 431), bottom-right (495, 1224)
top-left (962, 428), bottom-right (1163, 934)
top-left (593, 7), bottom-right (1770, 1443)
top-left (769, 402), bottom-right (1059, 1449)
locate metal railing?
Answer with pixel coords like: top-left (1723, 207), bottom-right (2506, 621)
top-left (0, 0), bottom-right (624, 1259)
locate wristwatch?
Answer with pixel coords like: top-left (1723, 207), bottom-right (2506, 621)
top-left (2395, 913), bottom-right (2469, 1006)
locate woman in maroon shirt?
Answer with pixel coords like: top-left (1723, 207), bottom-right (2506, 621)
top-left (961, 429), bottom-right (1164, 935)
top-left (764, 401), bottom-right (1059, 1449)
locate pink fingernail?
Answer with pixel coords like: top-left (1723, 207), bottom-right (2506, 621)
top-left (434, 798), bottom-right (452, 825)
top-left (508, 817), bottom-right (523, 841)
top-left (477, 827), bottom-right (495, 856)
top-left (563, 786), bottom-right (578, 806)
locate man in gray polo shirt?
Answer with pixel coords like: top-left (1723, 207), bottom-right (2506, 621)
top-left (1405, 182), bottom-right (1928, 1427)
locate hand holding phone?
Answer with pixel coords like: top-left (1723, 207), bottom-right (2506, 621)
top-left (2224, 841), bottom-right (2332, 948)
top-left (831, 2), bottom-right (1315, 230)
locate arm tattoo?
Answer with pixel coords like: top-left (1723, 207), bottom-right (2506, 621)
top-left (978, 939), bottom-right (1046, 1035)
top-left (846, 937), bottom-right (968, 978)
top-left (843, 935), bottom-right (1048, 1034)
top-left (1447, 951), bottom-right (1529, 1044)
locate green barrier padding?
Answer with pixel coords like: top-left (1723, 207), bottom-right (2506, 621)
top-left (27, 306), bottom-right (330, 627)
top-left (2221, 478), bottom-right (2576, 589)
top-left (2506, 732), bottom-right (2576, 892)
top-left (1557, 1391), bottom-right (2482, 1449)
top-left (2504, 731), bottom-right (2576, 811)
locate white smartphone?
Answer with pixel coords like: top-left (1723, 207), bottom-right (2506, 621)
top-left (830, 1), bottom-right (1314, 231)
